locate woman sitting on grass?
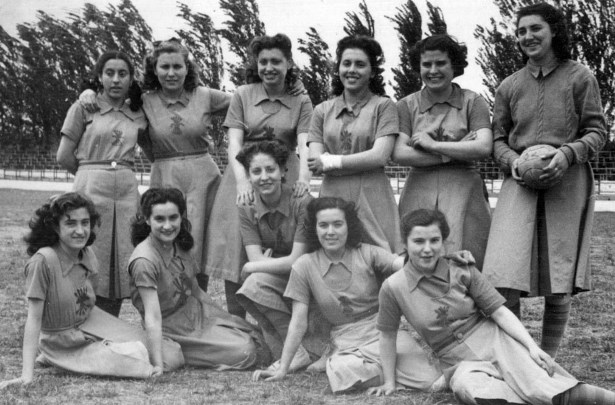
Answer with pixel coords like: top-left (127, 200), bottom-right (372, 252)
top-left (370, 208), bottom-right (615, 404)
top-left (0, 192), bottom-right (155, 389)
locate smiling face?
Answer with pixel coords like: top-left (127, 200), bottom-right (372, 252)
top-left (248, 152), bottom-right (283, 200)
top-left (257, 48), bottom-right (290, 89)
top-left (147, 201), bottom-right (181, 246)
top-left (56, 207), bottom-right (91, 257)
top-left (406, 223), bottom-right (444, 275)
top-left (420, 50), bottom-right (454, 95)
top-left (517, 14), bottom-right (555, 64)
top-left (155, 52), bottom-right (187, 95)
top-left (338, 48), bottom-right (373, 94)
top-left (99, 59), bottom-right (131, 103)
top-left (316, 208), bottom-right (348, 257)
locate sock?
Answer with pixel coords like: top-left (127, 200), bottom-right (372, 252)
top-left (497, 288), bottom-right (521, 319)
top-left (541, 294), bottom-right (571, 358)
top-left (554, 383), bottom-right (615, 405)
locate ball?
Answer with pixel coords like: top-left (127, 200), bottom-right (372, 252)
top-left (516, 144), bottom-right (558, 189)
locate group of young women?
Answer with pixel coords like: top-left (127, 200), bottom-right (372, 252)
top-left (2, 2), bottom-right (614, 404)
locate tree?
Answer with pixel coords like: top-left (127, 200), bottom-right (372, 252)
top-left (0, 26), bottom-right (26, 147)
top-left (218, 0), bottom-right (266, 87)
top-left (297, 27), bottom-right (332, 106)
top-left (343, 0), bottom-right (375, 37)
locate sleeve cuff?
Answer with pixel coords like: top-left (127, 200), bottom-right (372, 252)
top-left (560, 144), bottom-right (578, 165)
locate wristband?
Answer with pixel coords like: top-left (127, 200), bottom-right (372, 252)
top-left (321, 154), bottom-right (343, 171)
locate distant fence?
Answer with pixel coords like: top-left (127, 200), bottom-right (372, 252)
top-left (3, 146), bottom-right (615, 195)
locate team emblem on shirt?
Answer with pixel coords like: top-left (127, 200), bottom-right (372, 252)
top-left (111, 129), bottom-right (124, 146)
top-left (340, 129), bottom-right (352, 155)
top-left (74, 286), bottom-right (90, 316)
top-left (172, 272), bottom-right (191, 310)
top-left (435, 305), bottom-right (452, 327)
top-left (170, 112), bottom-right (184, 136)
top-left (338, 295), bottom-right (354, 316)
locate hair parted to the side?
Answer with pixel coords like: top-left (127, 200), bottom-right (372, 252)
top-left (516, 2), bottom-right (571, 62)
top-left (143, 38), bottom-right (201, 92)
top-left (304, 197), bottom-right (364, 252)
top-left (235, 139), bottom-right (290, 173)
top-left (409, 34), bottom-right (468, 77)
top-left (331, 35), bottom-right (387, 96)
top-left (131, 187), bottom-right (194, 251)
top-left (24, 192), bottom-right (100, 257)
top-left (245, 33), bottom-right (298, 87)
top-left (401, 208), bottom-right (450, 241)
top-left (88, 51), bottom-right (142, 111)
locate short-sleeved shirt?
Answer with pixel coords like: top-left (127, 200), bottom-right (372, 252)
top-left (307, 92), bottom-right (398, 155)
top-left (223, 83), bottom-right (313, 149)
top-left (238, 184), bottom-right (312, 257)
top-left (285, 244), bottom-right (397, 326)
top-left (25, 246), bottom-right (98, 332)
top-left (61, 96), bottom-right (147, 163)
top-left (397, 83), bottom-right (490, 163)
top-left (129, 236), bottom-right (198, 319)
top-left (377, 258), bottom-right (506, 351)
top-left (142, 86), bottom-right (230, 159)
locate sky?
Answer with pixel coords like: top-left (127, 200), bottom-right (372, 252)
top-left (0, 0), bottom-right (503, 98)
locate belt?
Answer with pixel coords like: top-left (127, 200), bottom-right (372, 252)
top-left (433, 315), bottom-right (485, 353)
top-left (79, 160), bottom-right (133, 169)
top-left (153, 150), bottom-right (209, 160)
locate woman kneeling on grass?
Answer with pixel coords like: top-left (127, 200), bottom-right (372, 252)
top-left (370, 208), bottom-right (615, 404)
top-left (0, 192), bottom-right (155, 389)
top-left (129, 187), bottom-right (266, 372)
top-left (253, 197), bottom-right (445, 394)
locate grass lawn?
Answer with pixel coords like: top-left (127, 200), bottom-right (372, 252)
top-left (0, 188), bottom-right (614, 404)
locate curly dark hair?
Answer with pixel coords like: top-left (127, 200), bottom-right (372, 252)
top-left (131, 187), bottom-right (194, 251)
top-left (142, 38), bottom-right (201, 92)
top-left (331, 35), bottom-right (386, 96)
top-left (245, 33), bottom-right (299, 87)
top-left (516, 3), bottom-right (571, 62)
top-left (86, 51), bottom-right (142, 112)
top-left (24, 192), bottom-right (100, 257)
top-left (409, 34), bottom-right (468, 78)
top-left (304, 197), bottom-right (364, 252)
top-left (235, 139), bottom-right (290, 173)
top-left (400, 209), bottom-right (450, 241)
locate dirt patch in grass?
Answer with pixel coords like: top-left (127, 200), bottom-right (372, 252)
top-left (0, 189), bottom-right (614, 404)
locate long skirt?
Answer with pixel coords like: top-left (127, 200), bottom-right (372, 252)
top-left (483, 163), bottom-right (594, 295)
top-left (443, 320), bottom-right (577, 404)
top-left (326, 313), bottom-right (441, 393)
top-left (73, 165), bottom-right (138, 299)
top-left (399, 165), bottom-right (491, 270)
top-left (151, 153), bottom-right (221, 274)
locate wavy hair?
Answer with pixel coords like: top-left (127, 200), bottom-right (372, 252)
top-left (143, 38), bottom-right (201, 92)
top-left (86, 51), bottom-right (142, 111)
top-left (235, 139), bottom-right (290, 173)
top-left (304, 197), bottom-right (364, 252)
top-left (24, 192), bottom-right (100, 256)
top-left (409, 34), bottom-right (468, 77)
top-left (400, 208), bottom-right (450, 241)
top-left (245, 33), bottom-right (298, 87)
top-left (331, 35), bottom-right (386, 96)
top-left (516, 3), bottom-right (571, 62)
top-left (131, 187), bottom-right (194, 251)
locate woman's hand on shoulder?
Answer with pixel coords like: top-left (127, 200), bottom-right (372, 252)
top-left (292, 180), bottom-right (310, 197)
top-left (445, 250), bottom-right (476, 266)
top-left (252, 368), bottom-right (287, 382)
top-left (286, 79), bottom-right (307, 96)
top-left (366, 382), bottom-right (397, 396)
top-left (528, 346), bottom-right (555, 377)
top-left (236, 179), bottom-right (254, 206)
top-left (0, 377), bottom-right (30, 390)
top-left (78, 89), bottom-right (99, 113)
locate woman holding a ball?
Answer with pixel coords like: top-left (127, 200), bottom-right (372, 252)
top-left (483, 2), bottom-right (607, 358)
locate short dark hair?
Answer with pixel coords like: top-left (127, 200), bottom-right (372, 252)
top-left (304, 197), bottom-right (364, 252)
top-left (24, 192), bottom-right (100, 256)
top-left (131, 187), bottom-right (194, 251)
top-left (516, 3), bottom-right (571, 61)
top-left (409, 34), bottom-right (468, 77)
top-left (90, 51), bottom-right (142, 111)
top-left (401, 209), bottom-right (450, 241)
top-left (331, 35), bottom-right (386, 96)
top-left (143, 38), bottom-right (201, 92)
top-left (245, 33), bottom-right (298, 87)
top-left (235, 139), bottom-right (290, 172)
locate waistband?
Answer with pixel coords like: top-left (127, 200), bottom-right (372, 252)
top-left (78, 160), bottom-right (133, 170)
top-left (433, 315), bottom-right (485, 353)
top-left (409, 162), bottom-right (477, 172)
top-left (153, 150), bottom-right (209, 161)
top-left (324, 167), bottom-right (385, 177)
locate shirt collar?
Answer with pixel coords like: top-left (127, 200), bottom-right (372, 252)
top-left (419, 83), bottom-right (463, 113)
top-left (253, 82), bottom-right (293, 109)
top-left (403, 257), bottom-right (449, 292)
top-left (317, 247), bottom-right (354, 277)
top-left (333, 91), bottom-right (373, 118)
top-left (96, 94), bottom-right (143, 121)
top-left (54, 245), bottom-right (97, 276)
top-left (253, 184), bottom-right (292, 220)
top-left (526, 58), bottom-right (560, 79)
top-left (156, 89), bottom-right (191, 107)
top-left (147, 235), bottom-right (190, 268)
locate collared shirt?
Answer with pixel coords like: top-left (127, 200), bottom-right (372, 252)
top-left (492, 59), bottom-right (606, 171)
top-left (397, 83), bottom-right (490, 153)
top-left (61, 95), bottom-right (147, 163)
top-left (129, 235), bottom-right (198, 319)
top-left (285, 243), bottom-right (397, 326)
top-left (142, 86), bottom-right (231, 159)
top-left (223, 82), bottom-right (313, 148)
top-left (25, 245), bottom-right (98, 332)
top-left (377, 257), bottom-right (505, 351)
top-left (308, 92), bottom-right (398, 155)
top-left (238, 184), bottom-right (311, 256)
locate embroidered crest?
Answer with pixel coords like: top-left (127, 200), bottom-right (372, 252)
top-left (435, 305), bottom-right (452, 327)
top-left (74, 286), bottom-right (90, 316)
top-left (170, 112), bottom-right (184, 136)
top-left (340, 129), bottom-right (352, 155)
top-left (338, 295), bottom-right (354, 315)
top-left (262, 125), bottom-right (276, 140)
top-left (172, 272), bottom-right (191, 310)
top-left (111, 129), bottom-right (124, 146)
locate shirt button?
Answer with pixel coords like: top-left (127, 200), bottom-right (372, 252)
top-left (111, 161), bottom-right (117, 168)
top-left (456, 332), bottom-right (464, 339)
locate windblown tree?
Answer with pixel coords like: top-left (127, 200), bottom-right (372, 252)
top-left (297, 27), bottom-right (332, 106)
top-left (0, 26), bottom-right (26, 147)
top-left (343, 0), bottom-right (375, 37)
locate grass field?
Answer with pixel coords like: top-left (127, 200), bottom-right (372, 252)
top-left (0, 189), bottom-right (614, 404)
